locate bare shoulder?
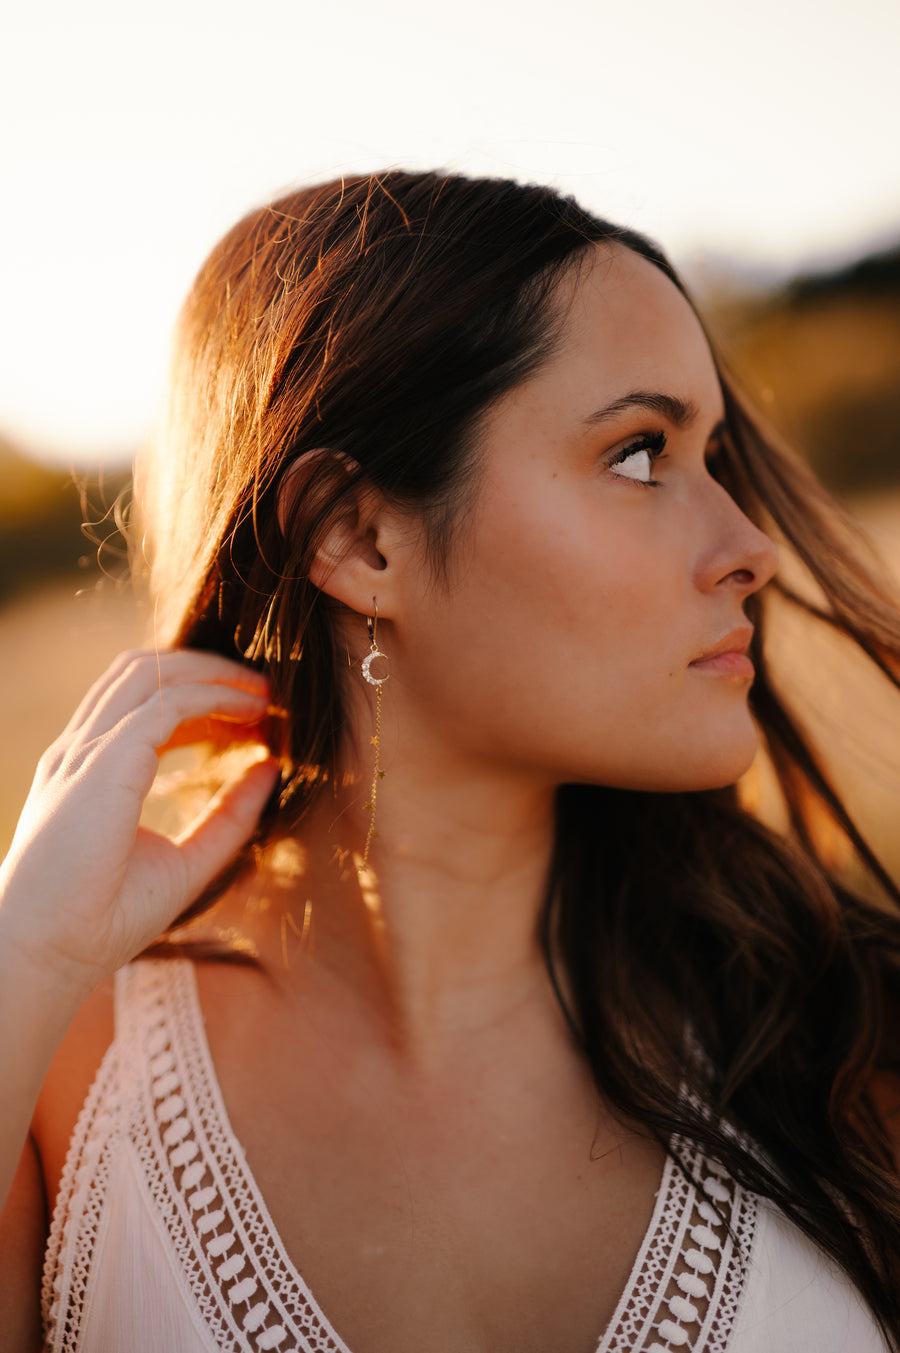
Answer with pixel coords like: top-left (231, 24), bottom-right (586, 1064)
top-left (31, 976), bottom-right (116, 1218)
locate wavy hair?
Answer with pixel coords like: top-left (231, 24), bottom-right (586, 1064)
top-left (136, 169), bottom-right (900, 1344)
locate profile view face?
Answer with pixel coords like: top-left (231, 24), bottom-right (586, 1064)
top-left (372, 243), bottom-right (779, 798)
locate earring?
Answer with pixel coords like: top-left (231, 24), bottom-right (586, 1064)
top-left (359, 598), bottom-right (388, 872)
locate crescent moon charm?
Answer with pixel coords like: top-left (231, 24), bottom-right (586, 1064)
top-left (362, 648), bottom-right (389, 687)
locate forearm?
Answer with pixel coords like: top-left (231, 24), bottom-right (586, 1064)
top-left (0, 922), bottom-right (88, 1219)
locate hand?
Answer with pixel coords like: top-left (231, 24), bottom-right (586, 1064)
top-left (0, 649), bottom-right (280, 1002)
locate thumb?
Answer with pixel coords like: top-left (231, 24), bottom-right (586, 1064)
top-left (172, 755), bottom-right (281, 901)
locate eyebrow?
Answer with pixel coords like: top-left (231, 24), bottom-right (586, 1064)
top-left (581, 390), bottom-right (702, 429)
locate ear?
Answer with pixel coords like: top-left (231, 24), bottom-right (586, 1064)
top-left (277, 449), bottom-right (404, 619)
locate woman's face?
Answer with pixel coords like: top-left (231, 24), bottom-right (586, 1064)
top-left (388, 243), bottom-right (779, 793)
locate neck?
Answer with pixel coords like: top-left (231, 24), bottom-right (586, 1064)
top-left (248, 750), bottom-right (559, 1065)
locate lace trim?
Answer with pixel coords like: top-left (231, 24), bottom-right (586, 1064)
top-left (42, 959), bottom-right (759, 1353)
top-left (599, 1137), bottom-right (758, 1352)
top-left (41, 1037), bottom-right (126, 1350)
top-left (124, 960), bottom-right (353, 1351)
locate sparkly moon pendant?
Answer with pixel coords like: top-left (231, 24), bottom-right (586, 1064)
top-left (362, 648), bottom-right (389, 686)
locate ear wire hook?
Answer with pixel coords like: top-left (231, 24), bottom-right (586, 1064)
top-left (361, 598), bottom-right (389, 689)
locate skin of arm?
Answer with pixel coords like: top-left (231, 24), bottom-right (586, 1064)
top-left (0, 1137), bottom-right (48, 1352)
top-left (0, 938), bottom-right (93, 1251)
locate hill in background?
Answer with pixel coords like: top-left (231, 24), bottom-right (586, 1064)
top-left (701, 243), bottom-right (900, 493)
top-left (0, 437), bottom-right (131, 604)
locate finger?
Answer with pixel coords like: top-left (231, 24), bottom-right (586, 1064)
top-left (158, 709), bottom-right (278, 756)
top-left (90, 684), bottom-right (272, 786)
top-left (43, 684), bottom-right (273, 811)
top-left (58, 648), bottom-right (157, 740)
top-left (168, 755), bottom-right (281, 903)
top-left (71, 651), bottom-right (270, 746)
top-left (60, 649), bottom-right (266, 746)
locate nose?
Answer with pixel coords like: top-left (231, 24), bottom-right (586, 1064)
top-left (692, 481), bottom-right (780, 597)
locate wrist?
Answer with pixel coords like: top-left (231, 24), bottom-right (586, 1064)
top-left (0, 905), bottom-right (101, 1024)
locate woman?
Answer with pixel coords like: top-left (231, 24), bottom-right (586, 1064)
top-left (1, 170), bottom-right (900, 1352)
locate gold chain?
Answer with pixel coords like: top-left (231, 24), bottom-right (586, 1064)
top-left (358, 602), bottom-right (388, 874)
top-left (360, 677), bottom-right (383, 872)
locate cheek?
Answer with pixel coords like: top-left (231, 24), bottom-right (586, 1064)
top-left (432, 489), bottom-right (682, 714)
top-left (478, 490), bottom-right (676, 656)
top-left (397, 486), bottom-right (756, 791)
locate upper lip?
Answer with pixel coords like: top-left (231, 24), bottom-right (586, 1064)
top-left (690, 626), bottom-right (754, 664)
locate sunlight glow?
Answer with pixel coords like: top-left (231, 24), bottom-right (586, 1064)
top-left (2, 0), bottom-right (897, 464)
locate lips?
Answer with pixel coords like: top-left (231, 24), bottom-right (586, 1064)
top-left (689, 627), bottom-right (754, 678)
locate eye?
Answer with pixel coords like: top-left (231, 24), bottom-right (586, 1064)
top-left (608, 431), bottom-right (667, 487)
top-left (613, 447), bottom-right (653, 483)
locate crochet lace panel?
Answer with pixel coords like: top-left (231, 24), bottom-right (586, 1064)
top-left (42, 960), bottom-right (758, 1353)
top-left (598, 1137), bottom-right (758, 1353)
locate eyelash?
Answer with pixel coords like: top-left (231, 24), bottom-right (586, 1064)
top-left (608, 430), bottom-right (669, 488)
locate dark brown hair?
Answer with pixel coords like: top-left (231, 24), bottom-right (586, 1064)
top-left (138, 169), bottom-right (900, 1343)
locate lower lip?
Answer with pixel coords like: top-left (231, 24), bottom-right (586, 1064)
top-left (689, 652), bottom-right (755, 678)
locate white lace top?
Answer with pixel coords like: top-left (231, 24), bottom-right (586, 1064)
top-left (41, 960), bottom-right (888, 1352)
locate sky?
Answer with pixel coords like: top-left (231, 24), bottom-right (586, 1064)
top-left (2, 0), bottom-right (899, 466)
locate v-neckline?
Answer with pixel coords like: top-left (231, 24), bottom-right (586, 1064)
top-left (176, 958), bottom-right (357, 1353)
top-left (162, 958), bottom-right (745, 1353)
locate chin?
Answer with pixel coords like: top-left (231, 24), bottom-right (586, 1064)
top-left (637, 713), bottom-right (761, 793)
top-left (682, 728), bottom-right (760, 792)
top-left (567, 711), bottom-right (762, 794)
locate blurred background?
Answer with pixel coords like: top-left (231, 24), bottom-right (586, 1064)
top-left (2, 0), bottom-right (900, 870)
